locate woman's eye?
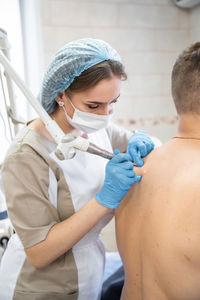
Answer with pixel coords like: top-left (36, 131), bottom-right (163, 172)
top-left (86, 99), bottom-right (118, 110)
top-left (87, 105), bottom-right (99, 109)
top-left (111, 99), bottom-right (118, 104)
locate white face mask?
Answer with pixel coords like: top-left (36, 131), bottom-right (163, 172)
top-left (61, 99), bottom-right (112, 134)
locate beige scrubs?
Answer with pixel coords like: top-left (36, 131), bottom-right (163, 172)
top-left (0, 123), bottom-right (132, 300)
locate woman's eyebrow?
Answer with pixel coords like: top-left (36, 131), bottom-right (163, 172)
top-left (86, 94), bottom-right (120, 104)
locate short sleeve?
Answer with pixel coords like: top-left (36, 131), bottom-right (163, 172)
top-left (106, 123), bottom-right (133, 153)
top-left (2, 150), bottom-right (60, 248)
top-left (106, 123), bottom-right (163, 152)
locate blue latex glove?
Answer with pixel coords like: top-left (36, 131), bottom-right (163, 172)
top-left (96, 150), bottom-right (141, 209)
top-left (127, 130), bottom-right (154, 167)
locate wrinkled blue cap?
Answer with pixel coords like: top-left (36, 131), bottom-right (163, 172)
top-left (38, 38), bottom-right (121, 114)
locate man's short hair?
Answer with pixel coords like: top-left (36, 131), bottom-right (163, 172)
top-left (172, 42), bottom-right (200, 114)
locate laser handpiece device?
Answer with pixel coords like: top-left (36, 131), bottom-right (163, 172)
top-left (54, 133), bottom-right (115, 160)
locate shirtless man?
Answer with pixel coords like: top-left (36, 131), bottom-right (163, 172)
top-left (115, 42), bottom-right (200, 300)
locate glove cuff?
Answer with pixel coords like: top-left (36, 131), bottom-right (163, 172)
top-left (96, 194), bottom-right (119, 209)
top-left (95, 186), bottom-right (124, 209)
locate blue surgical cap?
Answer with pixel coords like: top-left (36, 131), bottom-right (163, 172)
top-left (38, 38), bottom-right (121, 114)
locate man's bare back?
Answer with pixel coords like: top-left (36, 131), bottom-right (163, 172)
top-left (115, 138), bottom-right (200, 300)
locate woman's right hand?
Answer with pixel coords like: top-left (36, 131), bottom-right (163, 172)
top-left (95, 150), bottom-right (142, 209)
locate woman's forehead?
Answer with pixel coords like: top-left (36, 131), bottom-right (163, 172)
top-left (72, 77), bottom-right (121, 102)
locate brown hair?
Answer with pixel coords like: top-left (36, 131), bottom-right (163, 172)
top-left (65, 60), bottom-right (127, 97)
top-left (172, 42), bottom-right (200, 114)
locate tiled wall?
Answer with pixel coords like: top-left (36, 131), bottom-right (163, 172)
top-left (39, 0), bottom-right (200, 145)
top-left (39, 0), bottom-right (200, 251)
top-left (190, 5), bottom-right (200, 43)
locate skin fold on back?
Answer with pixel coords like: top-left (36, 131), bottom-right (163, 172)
top-left (115, 139), bottom-right (200, 300)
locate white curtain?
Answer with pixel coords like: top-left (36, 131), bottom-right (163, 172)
top-left (20, 0), bottom-right (44, 114)
top-left (0, 0), bottom-right (44, 164)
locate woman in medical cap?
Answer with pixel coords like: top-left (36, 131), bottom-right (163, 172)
top-left (0, 38), bottom-right (154, 300)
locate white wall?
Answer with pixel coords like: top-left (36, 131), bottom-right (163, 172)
top-left (39, 0), bottom-right (198, 144)
top-left (190, 5), bottom-right (200, 43)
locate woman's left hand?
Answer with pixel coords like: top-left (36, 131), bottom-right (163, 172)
top-left (127, 130), bottom-right (154, 166)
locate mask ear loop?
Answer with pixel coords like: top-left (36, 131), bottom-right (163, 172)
top-left (58, 101), bottom-right (68, 115)
top-left (58, 97), bottom-right (77, 117)
top-left (58, 99), bottom-right (87, 137)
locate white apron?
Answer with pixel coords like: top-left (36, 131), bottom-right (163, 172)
top-left (50, 128), bottom-right (114, 300)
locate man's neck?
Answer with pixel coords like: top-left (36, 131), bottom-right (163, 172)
top-left (177, 114), bottom-right (200, 139)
